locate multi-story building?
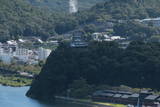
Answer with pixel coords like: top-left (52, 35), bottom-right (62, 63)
top-left (38, 47), bottom-right (52, 61)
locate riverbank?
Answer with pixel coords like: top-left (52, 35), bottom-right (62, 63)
top-left (0, 63), bottom-right (41, 87)
top-left (55, 96), bottom-right (127, 107)
top-left (0, 85), bottom-right (87, 107)
top-left (0, 75), bottom-right (32, 87)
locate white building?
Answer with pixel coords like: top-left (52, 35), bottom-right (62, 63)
top-left (38, 47), bottom-right (52, 61)
top-left (139, 17), bottom-right (160, 27)
top-left (0, 54), bottom-right (12, 64)
top-left (17, 55), bottom-right (29, 62)
top-left (7, 40), bottom-right (17, 45)
top-left (92, 33), bottom-right (104, 41)
top-left (0, 48), bottom-right (4, 55)
top-left (16, 48), bottom-right (29, 56)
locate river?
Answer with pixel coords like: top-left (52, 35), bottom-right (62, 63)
top-left (0, 85), bottom-right (88, 107)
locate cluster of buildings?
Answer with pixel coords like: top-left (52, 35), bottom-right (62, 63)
top-left (92, 32), bottom-right (126, 42)
top-left (0, 41), bottom-right (52, 64)
top-left (70, 31), bottom-right (130, 49)
top-left (92, 90), bottom-right (160, 106)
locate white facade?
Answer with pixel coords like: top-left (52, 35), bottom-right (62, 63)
top-left (38, 47), bottom-right (52, 61)
top-left (0, 54), bottom-right (12, 64)
top-left (17, 55), bottom-right (29, 62)
top-left (16, 48), bottom-right (29, 56)
top-left (92, 33), bottom-right (104, 41)
top-left (0, 48), bottom-right (3, 55)
top-left (140, 17), bottom-right (160, 27)
top-left (0, 43), bottom-right (52, 64)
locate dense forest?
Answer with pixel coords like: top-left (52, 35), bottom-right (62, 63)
top-left (27, 41), bottom-right (160, 101)
top-left (113, 21), bottom-right (160, 41)
top-left (1, 0), bottom-right (160, 42)
top-left (87, 0), bottom-right (160, 20)
top-left (52, 0), bottom-right (160, 35)
top-left (0, 0), bottom-right (57, 41)
top-left (27, 0), bottom-right (107, 12)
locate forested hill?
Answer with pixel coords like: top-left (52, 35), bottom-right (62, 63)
top-left (0, 0), bottom-right (107, 41)
top-left (53, 0), bottom-right (160, 34)
top-left (1, 0), bottom-right (160, 41)
top-left (27, 0), bottom-right (107, 12)
top-left (27, 41), bottom-right (160, 101)
top-left (78, 0), bottom-right (160, 21)
top-left (0, 0), bottom-right (59, 41)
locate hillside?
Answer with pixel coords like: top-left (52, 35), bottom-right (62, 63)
top-left (0, 0), bottom-right (59, 41)
top-left (1, 0), bottom-right (160, 41)
top-left (0, 0), bottom-right (107, 41)
top-left (77, 0), bottom-right (160, 21)
top-left (27, 0), bottom-right (107, 12)
top-left (53, 0), bottom-right (160, 35)
top-left (27, 41), bottom-right (160, 102)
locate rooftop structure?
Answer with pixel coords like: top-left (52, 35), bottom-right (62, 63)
top-left (92, 32), bottom-right (126, 42)
top-left (145, 95), bottom-right (159, 100)
top-left (70, 32), bottom-right (88, 48)
top-left (92, 90), bottom-right (159, 106)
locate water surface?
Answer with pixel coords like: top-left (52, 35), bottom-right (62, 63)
top-left (0, 85), bottom-right (88, 107)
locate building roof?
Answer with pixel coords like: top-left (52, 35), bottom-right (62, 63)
top-left (130, 93), bottom-right (139, 98)
top-left (117, 91), bottom-right (132, 95)
top-left (103, 93), bottom-right (114, 97)
top-left (113, 94), bottom-right (122, 98)
top-left (121, 95), bottom-right (130, 99)
top-left (156, 97), bottom-right (160, 101)
top-left (145, 95), bottom-right (159, 100)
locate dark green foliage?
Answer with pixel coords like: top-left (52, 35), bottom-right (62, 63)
top-left (2, 0), bottom-right (160, 40)
top-left (0, 0), bottom-right (81, 41)
top-left (27, 0), bottom-right (107, 12)
top-left (69, 78), bottom-right (93, 98)
top-left (90, 0), bottom-right (160, 20)
top-left (27, 41), bottom-right (160, 101)
top-left (54, 0), bottom-right (160, 35)
top-left (0, 0), bottom-right (58, 41)
top-left (113, 21), bottom-right (160, 40)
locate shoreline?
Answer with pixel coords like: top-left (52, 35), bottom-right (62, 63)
top-left (55, 96), bottom-right (127, 107)
top-left (0, 82), bottom-right (31, 87)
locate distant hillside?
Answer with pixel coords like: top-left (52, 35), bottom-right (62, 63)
top-left (0, 0), bottom-right (108, 41)
top-left (1, 0), bottom-right (160, 41)
top-left (27, 0), bottom-right (107, 12)
top-left (53, 0), bottom-right (160, 35)
top-left (86, 0), bottom-right (160, 20)
top-left (0, 0), bottom-right (60, 41)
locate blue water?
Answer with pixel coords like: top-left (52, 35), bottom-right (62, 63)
top-left (0, 85), bottom-right (87, 107)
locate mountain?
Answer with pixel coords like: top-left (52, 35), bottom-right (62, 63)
top-left (27, 0), bottom-right (107, 12)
